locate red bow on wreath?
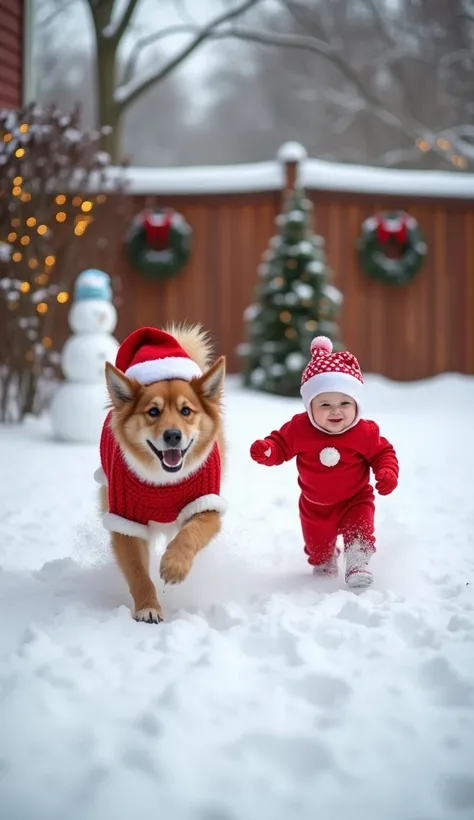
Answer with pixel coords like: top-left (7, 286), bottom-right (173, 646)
top-left (375, 212), bottom-right (408, 245)
top-left (143, 209), bottom-right (173, 250)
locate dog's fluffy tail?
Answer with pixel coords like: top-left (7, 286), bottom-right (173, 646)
top-left (165, 322), bottom-right (214, 372)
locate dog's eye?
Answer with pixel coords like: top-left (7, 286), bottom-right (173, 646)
top-left (147, 407), bottom-right (161, 418)
top-left (180, 406), bottom-right (192, 417)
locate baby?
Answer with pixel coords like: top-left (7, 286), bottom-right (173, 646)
top-left (250, 336), bottom-right (399, 587)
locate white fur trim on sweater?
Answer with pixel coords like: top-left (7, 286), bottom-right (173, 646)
top-left (125, 356), bottom-right (202, 385)
top-left (177, 494), bottom-right (227, 526)
top-left (102, 513), bottom-right (149, 540)
top-left (94, 466), bottom-right (108, 486)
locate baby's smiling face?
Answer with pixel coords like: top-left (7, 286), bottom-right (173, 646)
top-left (310, 391), bottom-right (357, 434)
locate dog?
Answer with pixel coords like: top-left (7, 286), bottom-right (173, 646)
top-left (95, 323), bottom-right (226, 623)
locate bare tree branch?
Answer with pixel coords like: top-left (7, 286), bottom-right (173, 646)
top-left (176, 0), bottom-right (198, 27)
top-left (221, 21), bottom-right (471, 171)
top-left (37, 0), bottom-right (77, 28)
top-left (83, 0), bottom-right (114, 34)
top-left (107, 0), bottom-right (141, 43)
top-left (122, 24), bottom-right (198, 85)
top-left (77, 0), bottom-right (473, 168)
top-left (233, 9), bottom-right (474, 170)
top-left (361, 0), bottom-right (426, 126)
top-left (114, 0), bottom-right (262, 110)
top-left (283, 0), bottom-right (334, 44)
top-left (435, 124), bottom-right (474, 160)
top-left (208, 26), bottom-right (414, 133)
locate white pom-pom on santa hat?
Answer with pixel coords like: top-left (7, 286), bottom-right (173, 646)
top-left (310, 335), bottom-right (333, 354)
top-left (116, 326), bottom-right (202, 385)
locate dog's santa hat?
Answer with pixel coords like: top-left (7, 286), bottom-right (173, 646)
top-left (300, 336), bottom-right (364, 426)
top-left (116, 327), bottom-right (202, 384)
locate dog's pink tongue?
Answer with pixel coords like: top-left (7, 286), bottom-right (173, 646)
top-left (163, 449), bottom-right (182, 467)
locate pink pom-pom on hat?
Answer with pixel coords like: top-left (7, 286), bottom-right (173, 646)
top-left (300, 335), bottom-right (364, 426)
top-left (310, 335), bottom-right (333, 354)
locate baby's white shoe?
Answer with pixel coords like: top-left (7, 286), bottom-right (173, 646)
top-left (345, 541), bottom-right (373, 588)
top-left (311, 547), bottom-right (341, 577)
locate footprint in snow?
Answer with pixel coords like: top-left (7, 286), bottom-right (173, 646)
top-left (418, 655), bottom-right (473, 707)
top-left (447, 614), bottom-right (474, 634)
top-left (393, 611), bottom-right (440, 650)
top-left (288, 672), bottom-right (352, 709)
top-left (439, 775), bottom-right (474, 811)
top-left (229, 732), bottom-right (334, 780)
top-left (336, 599), bottom-right (386, 627)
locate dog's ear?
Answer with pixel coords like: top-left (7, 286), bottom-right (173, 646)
top-left (105, 362), bottom-right (137, 407)
top-left (195, 356), bottom-right (225, 400)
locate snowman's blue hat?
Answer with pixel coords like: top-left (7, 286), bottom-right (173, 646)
top-left (74, 269), bottom-right (112, 302)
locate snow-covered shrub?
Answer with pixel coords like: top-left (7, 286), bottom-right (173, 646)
top-left (0, 103), bottom-right (126, 422)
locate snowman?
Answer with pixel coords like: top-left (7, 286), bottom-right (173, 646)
top-left (50, 268), bottom-right (120, 443)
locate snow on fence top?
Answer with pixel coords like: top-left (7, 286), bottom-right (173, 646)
top-left (110, 150), bottom-right (474, 199)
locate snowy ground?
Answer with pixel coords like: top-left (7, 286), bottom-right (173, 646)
top-left (1, 374), bottom-right (474, 820)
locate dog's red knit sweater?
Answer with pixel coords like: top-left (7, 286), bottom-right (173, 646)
top-left (97, 413), bottom-right (225, 537)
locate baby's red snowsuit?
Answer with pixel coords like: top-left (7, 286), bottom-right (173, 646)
top-left (255, 413), bottom-right (398, 565)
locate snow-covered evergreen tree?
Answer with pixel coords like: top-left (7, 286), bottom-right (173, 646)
top-left (241, 186), bottom-right (344, 397)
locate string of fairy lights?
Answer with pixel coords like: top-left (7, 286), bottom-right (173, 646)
top-left (2, 124), bottom-right (107, 342)
top-left (415, 136), bottom-right (468, 169)
top-left (264, 252), bottom-right (331, 341)
top-left (1, 122), bottom-right (109, 362)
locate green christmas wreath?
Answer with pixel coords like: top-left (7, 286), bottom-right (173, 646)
top-left (357, 211), bottom-right (427, 286)
top-left (125, 207), bottom-right (192, 279)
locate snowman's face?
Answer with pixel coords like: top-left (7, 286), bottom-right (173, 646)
top-left (69, 300), bottom-right (117, 334)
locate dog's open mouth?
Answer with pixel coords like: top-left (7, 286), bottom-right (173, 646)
top-left (146, 439), bottom-right (193, 473)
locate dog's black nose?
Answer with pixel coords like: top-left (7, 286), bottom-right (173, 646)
top-left (163, 428), bottom-right (183, 447)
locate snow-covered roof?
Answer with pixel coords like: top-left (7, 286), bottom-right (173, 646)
top-left (114, 156), bottom-right (474, 199)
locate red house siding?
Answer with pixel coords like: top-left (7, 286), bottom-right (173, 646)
top-left (0, 0), bottom-right (23, 109)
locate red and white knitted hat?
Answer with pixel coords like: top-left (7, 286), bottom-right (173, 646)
top-left (300, 336), bottom-right (363, 411)
top-left (116, 327), bottom-right (202, 384)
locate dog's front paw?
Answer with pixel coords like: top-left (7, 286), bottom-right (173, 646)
top-left (134, 606), bottom-right (163, 624)
top-left (160, 543), bottom-right (193, 585)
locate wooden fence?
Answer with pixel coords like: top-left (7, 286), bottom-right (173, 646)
top-left (0, 0), bottom-right (23, 110)
top-left (58, 156), bottom-right (474, 382)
